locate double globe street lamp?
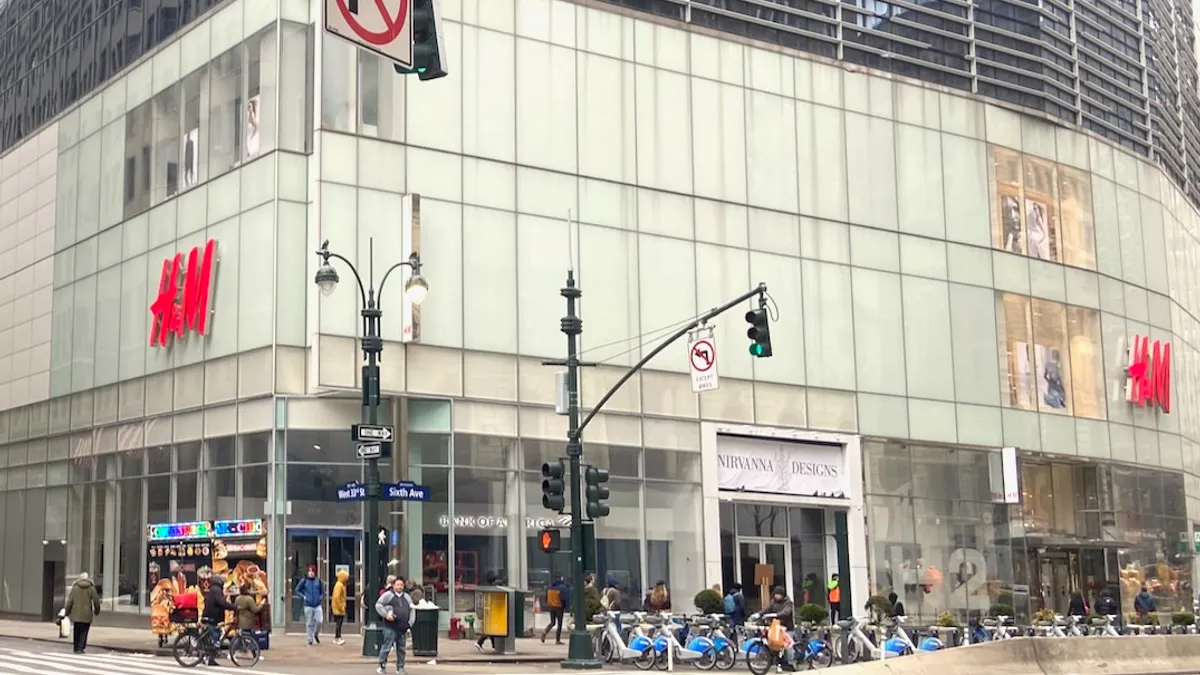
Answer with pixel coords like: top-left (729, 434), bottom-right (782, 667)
top-left (313, 238), bottom-right (428, 656)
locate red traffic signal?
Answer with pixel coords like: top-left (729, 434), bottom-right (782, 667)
top-left (539, 528), bottom-right (562, 553)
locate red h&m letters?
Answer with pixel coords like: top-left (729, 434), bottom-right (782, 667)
top-left (1126, 334), bottom-right (1170, 413)
top-left (149, 239), bottom-right (216, 347)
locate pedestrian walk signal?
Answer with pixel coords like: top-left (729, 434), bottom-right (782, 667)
top-left (539, 528), bottom-right (561, 553)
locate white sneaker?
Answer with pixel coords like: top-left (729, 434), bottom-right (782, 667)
top-left (376, 667), bottom-right (385, 674)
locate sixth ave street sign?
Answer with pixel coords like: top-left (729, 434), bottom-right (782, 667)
top-left (351, 424), bottom-right (394, 442)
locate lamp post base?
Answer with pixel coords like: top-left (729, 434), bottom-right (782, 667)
top-left (362, 623), bottom-right (384, 657)
top-left (560, 631), bottom-right (603, 670)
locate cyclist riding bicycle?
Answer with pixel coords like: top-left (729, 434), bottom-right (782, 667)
top-left (765, 586), bottom-right (797, 667)
top-left (201, 574), bottom-right (237, 665)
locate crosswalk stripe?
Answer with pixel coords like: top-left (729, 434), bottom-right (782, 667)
top-left (0, 647), bottom-right (288, 675)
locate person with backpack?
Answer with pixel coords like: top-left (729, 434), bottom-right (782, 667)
top-left (723, 583), bottom-right (746, 626)
top-left (375, 577), bottom-right (412, 675)
top-left (541, 574), bottom-right (571, 645)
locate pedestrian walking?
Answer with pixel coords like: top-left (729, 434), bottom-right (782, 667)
top-left (294, 565), bottom-right (325, 646)
top-left (64, 572), bottom-right (101, 654)
top-left (375, 577), bottom-right (412, 675)
top-left (540, 575), bottom-right (570, 645)
top-left (331, 569), bottom-right (348, 645)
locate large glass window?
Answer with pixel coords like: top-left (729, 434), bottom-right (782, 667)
top-left (181, 66), bottom-right (209, 189)
top-left (123, 101), bottom-right (153, 219)
top-left (209, 47), bottom-right (244, 176)
top-left (1022, 156), bottom-right (1060, 262)
top-left (997, 293), bottom-right (1036, 409)
top-left (1031, 299), bottom-right (1072, 414)
top-left (990, 146), bottom-right (1024, 254)
top-left (152, 84), bottom-right (181, 204)
top-left (117, 475), bottom-right (144, 612)
top-left (645, 481), bottom-right (703, 601)
top-left (1067, 307), bottom-right (1106, 419)
top-left (1059, 166), bottom-right (1096, 269)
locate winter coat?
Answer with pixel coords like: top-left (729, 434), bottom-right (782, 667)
top-left (766, 596), bottom-right (795, 630)
top-left (203, 586), bottom-right (235, 623)
top-left (1135, 591), bottom-right (1157, 615)
top-left (65, 578), bottom-right (101, 624)
top-left (233, 594), bottom-right (261, 631)
top-left (1067, 594), bottom-right (1088, 616)
top-left (332, 570), bottom-right (349, 617)
top-left (546, 580), bottom-right (571, 610)
top-left (295, 576), bottom-right (325, 609)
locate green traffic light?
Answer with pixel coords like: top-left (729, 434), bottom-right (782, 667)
top-left (750, 344), bottom-right (763, 356)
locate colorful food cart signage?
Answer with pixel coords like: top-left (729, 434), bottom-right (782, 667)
top-left (214, 519), bottom-right (266, 537)
top-left (147, 521), bottom-right (213, 542)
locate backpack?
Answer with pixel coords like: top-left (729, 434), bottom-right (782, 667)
top-left (723, 594), bottom-right (736, 614)
top-left (547, 588), bottom-right (563, 609)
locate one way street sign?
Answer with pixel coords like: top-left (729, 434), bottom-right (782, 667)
top-left (356, 442), bottom-right (382, 459)
top-left (352, 424), bottom-right (394, 442)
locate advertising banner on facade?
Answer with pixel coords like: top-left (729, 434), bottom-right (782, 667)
top-left (715, 436), bottom-right (847, 497)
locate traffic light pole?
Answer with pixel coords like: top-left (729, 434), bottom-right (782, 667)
top-left (559, 271), bottom-right (595, 669)
top-left (557, 274), bottom-right (768, 669)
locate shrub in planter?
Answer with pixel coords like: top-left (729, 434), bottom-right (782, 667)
top-left (864, 595), bottom-right (893, 623)
top-left (799, 603), bottom-right (829, 624)
top-left (936, 611), bottom-right (958, 628)
top-left (695, 589), bottom-right (724, 615)
top-left (1033, 608), bottom-right (1056, 624)
top-left (988, 604), bottom-right (1015, 618)
top-left (1172, 612), bottom-right (1195, 626)
top-left (1145, 612), bottom-right (1160, 626)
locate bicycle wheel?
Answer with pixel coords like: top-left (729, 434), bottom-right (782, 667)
top-left (172, 631), bottom-right (205, 668)
top-left (599, 634), bottom-right (615, 663)
top-left (808, 646), bottom-right (835, 670)
top-left (695, 645), bottom-right (718, 671)
top-left (837, 636), bottom-right (861, 664)
top-left (229, 635), bottom-right (261, 668)
top-left (746, 646), bottom-right (774, 675)
top-left (633, 645), bottom-right (658, 671)
top-left (713, 644), bottom-right (738, 670)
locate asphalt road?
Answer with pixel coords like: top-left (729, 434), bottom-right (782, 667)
top-left (0, 635), bottom-right (639, 675)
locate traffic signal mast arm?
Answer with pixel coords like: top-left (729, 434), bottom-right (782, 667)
top-left (577, 283), bottom-right (769, 435)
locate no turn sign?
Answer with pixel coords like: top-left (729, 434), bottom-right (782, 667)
top-left (688, 335), bottom-right (720, 393)
top-left (326, 0), bottom-right (414, 70)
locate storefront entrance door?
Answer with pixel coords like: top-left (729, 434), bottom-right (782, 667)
top-left (286, 529), bottom-right (361, 632)
top-left (737, 538), bottom-right (791, 614)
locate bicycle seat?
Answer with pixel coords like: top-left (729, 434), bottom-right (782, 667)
top-left (645, 616), bottom-right (664, 626)
top-left (691, 617), bottom-right (714, 627)
top-left (590, 614), bottom-right (609, 623)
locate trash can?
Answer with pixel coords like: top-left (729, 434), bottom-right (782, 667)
top-left (412, 606), bottom-right (440, 658)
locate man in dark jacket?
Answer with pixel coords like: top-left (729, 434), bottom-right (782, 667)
top-left (202, 575), bottom-right (236, 666)
top-left (64, 572), bottom-right (101, 654)
top-left (541, 575), bottom-right (571, 645)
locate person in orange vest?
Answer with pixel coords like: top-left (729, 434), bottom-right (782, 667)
top-left (827, 574), bottom-right (841, 623)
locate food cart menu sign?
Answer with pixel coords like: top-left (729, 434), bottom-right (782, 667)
top-left (147, 522), bottom-right (214, 636)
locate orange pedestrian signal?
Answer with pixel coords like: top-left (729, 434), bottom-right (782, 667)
top-left (539, 528), bottom-right (561, 553)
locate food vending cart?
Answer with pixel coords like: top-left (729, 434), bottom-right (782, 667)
top-left (147, 521), bottom-right (214, 646)
top-left (212, 519), bottom-right (271, 645)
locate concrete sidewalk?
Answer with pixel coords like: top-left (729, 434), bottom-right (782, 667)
top-left (0, 618), bottom-right (568, 665)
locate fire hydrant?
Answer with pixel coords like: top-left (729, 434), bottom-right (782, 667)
top-left (448, 616), bottom-right (461, 640)
top-left (465, 614), bottom-right (476, 640)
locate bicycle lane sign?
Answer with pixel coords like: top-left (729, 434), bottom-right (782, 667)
top-left (325, 0), bottom-right (413, 70)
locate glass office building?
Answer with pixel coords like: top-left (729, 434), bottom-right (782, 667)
top-left (0, 0), bottom-right (1199, 630)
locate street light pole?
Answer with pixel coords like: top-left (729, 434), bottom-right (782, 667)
top-left (558, 270), bottom-right (597, 669)
top-left (315, 238), bottom-right (429, 657)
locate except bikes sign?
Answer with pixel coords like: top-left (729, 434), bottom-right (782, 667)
top-left (715, 436), bottom-right (847, 498)
top-left (149, 239), bottom-right (217, 347)
top-left (1126, 334), bottom-right (1170, 413)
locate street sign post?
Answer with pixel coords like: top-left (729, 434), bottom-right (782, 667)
top-left (352, 424), bottom-right (394, 442)
top-left (688, 331), bottom-right (720, 393)
top-left (356, 442), bottom-right (382, 459)
top-left (325, 0), bottom-right (414, 70)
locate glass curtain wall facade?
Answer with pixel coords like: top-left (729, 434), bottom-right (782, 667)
top-left (401, 400), bottom-right (704, 626)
